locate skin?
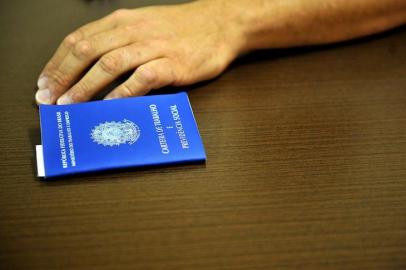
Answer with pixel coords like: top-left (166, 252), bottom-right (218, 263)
top-left (35, 0), bottom-right (406, 105)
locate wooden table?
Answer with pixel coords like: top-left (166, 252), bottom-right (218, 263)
top-left (1, 1), bottom-right (405, 269)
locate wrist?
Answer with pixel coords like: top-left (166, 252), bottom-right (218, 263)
top-left (195, 0), bottom-right (254, 57)
top-left (202, 0), bottom-right (282, 54)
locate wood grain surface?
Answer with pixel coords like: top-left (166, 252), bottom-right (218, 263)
top-left (0, 1), bottom-right (405, 269)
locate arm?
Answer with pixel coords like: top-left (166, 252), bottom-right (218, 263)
top-left (35, 0), bottom-right (406, 105)
top-left (225, 0), bottom-right (406, 51)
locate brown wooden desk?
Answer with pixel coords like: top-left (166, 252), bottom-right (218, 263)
top-left (0, 1), bottom-right (405, 269)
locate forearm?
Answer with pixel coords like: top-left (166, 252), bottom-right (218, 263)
top-left (35, 0), bottom-right (406, 104)
top-left (209, 0), bottom-right (406, 53)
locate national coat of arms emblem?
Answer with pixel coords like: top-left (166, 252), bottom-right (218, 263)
top-left (90, 119), bottom-right (140, 146)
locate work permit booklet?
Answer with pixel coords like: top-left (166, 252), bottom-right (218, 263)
top-left (36, 92), bottom-right (206, 178)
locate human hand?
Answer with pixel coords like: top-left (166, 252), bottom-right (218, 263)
top-left (35, 1), bottom-right (243, 105)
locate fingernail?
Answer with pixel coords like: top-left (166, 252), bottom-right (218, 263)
top-left (104, 94), bottom-right (119, 100)
top-left (35, 89), bottom-right (52, 104)
top-left (104, 95), bottom-right (116, 100)
top-left (57, 95), bottom-right (73, 105)
top-left (37, 76), bottom-right (48, 89)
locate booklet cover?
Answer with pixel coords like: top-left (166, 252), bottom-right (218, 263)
top-left (36, 92), bottom-right (206, 178)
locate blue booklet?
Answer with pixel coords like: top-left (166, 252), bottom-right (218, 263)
top-left (36, 92), bottom-right (206, 178)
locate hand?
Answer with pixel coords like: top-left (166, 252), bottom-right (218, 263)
top-left (35, 1), bottom-right (243, 105)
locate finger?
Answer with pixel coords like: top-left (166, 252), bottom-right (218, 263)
top-left (36, 9), bottom-right (125, 90)
top-left (41, 28), bottom-right (137, 105)
top-left (57, 45), bottom-right (159, 104)
top-left (104, 58), bottom-right (176, 99)
top-left (36, 9), bottom-right (130, 101)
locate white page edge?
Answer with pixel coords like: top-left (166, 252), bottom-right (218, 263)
top-left (36, 145), bottom-right (45, 177)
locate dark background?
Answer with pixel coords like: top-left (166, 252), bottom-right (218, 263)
top-left (0, 1), bottom-right (405, 269)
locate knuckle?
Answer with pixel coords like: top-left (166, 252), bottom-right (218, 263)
top-left (43, 60), bottom-right (57, 73)
top-left (123, 25), bottom-right (137, 33)
top-left (99, 54), bottom-right (123, 75)
top-left (73, 40), bottom-right (94, 60)
top-left (171, 67), bottom-right (185, 86)
top-left (63, 31), bottom-right (82, 48)
top-left (112, 9), bottom-right (130, 20)
top-left (76, 80), bottom-right (91, 95)
top-left (50, 70), bottom-right (70, 88)
top-left (71, 82), bottom-right (90, 100)
top-left (172, 73), bottom-right (185, 86)
top-left (168, 65), bottom-right (178, 85)
top-left (135, 65), bottom-right (156, 85)
top-left (126, 46), bottom-right (143, 61)
top-left (120, 83), bottom-right (134, 97)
